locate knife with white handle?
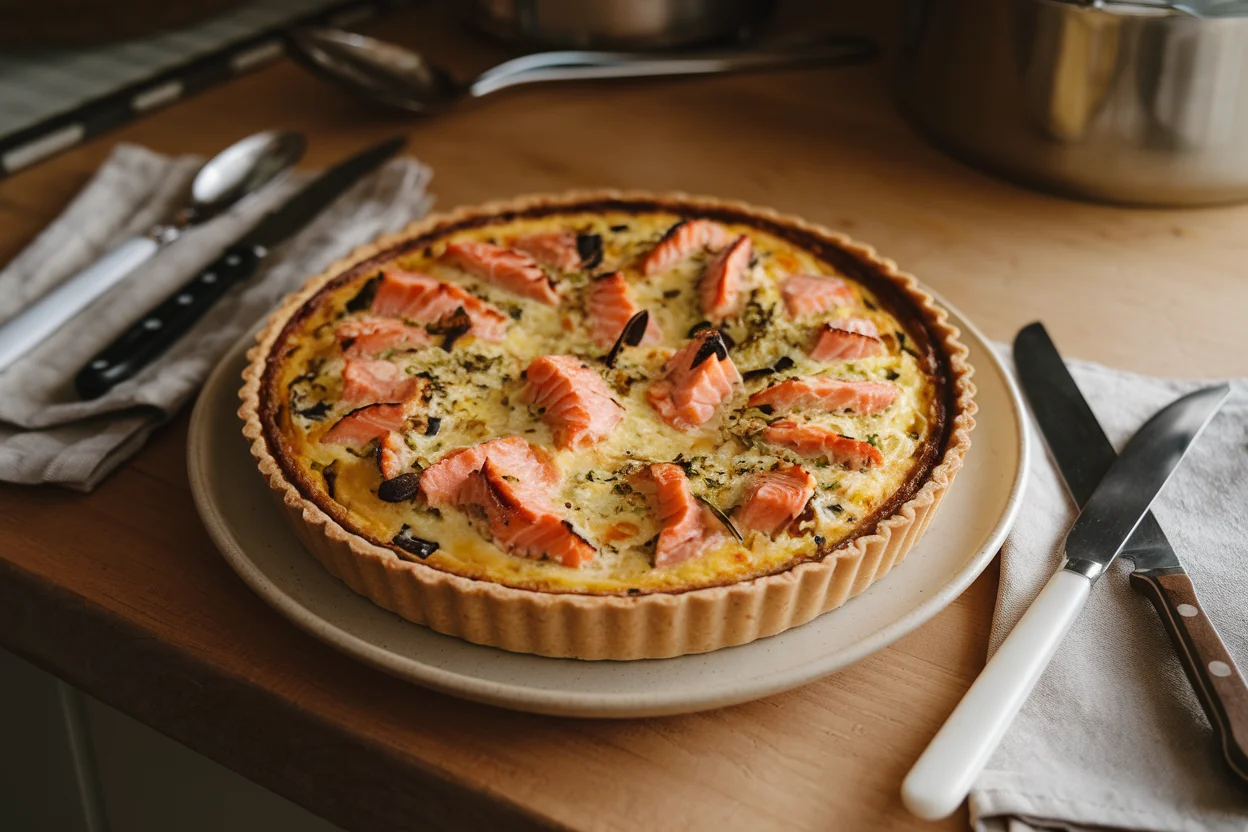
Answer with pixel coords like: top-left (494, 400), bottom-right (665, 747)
top-left (901, 381), bottom-right (1232, 821)
top-left (1015, 321), bottom-right (1248, 785)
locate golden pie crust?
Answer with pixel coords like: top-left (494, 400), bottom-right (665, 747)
top-left (239, 191), bottom-right (976, 660)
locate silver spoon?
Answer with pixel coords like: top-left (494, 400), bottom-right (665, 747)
top-left (0, 130), bottom-right (305, 372)
top-left (285, 28), bottom-right (879, 114)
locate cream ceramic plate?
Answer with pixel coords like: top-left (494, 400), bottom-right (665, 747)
top-left (189, 302), bottom-right (1026, 718)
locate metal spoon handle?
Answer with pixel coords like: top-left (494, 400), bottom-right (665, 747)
top-left (0, 235), bottom-right (160, 372)
top-left (470, 46), bottom-right (840, 84)
top-left (468, 37), bottom-right (878, 98)
top-left (471, 50), bottom-right (647, 85)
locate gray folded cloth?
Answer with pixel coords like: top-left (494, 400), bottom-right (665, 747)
top-left (973, 350), bottom-right (1248, 831)
top-left (0, 143), bottom-right (433, 491)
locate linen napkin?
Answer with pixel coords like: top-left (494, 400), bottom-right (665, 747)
top-left (972, 349), bottom-right (1248, 832)
top-left (0, 143), bottom-right (433, 491)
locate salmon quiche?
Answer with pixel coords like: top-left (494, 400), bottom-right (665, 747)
top-left (240, 192), bottom-right (976, 660)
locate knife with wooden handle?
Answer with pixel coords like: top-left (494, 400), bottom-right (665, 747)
top-left (1012, 321), bottom-right (1248, 784)
top-left (902, 359), bottom-right (1231, 821)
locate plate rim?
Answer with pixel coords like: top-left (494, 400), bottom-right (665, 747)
top-left (188, 299), bottom-right (1028, 718)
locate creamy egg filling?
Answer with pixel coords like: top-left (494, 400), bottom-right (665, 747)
top-left (271, 211), bottom-right (938, 594)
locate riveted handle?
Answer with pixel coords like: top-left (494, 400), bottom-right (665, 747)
top-left (74, 243), bottom-right (262, 399)
top-left (1131, 569), bottom-right (1248, 784)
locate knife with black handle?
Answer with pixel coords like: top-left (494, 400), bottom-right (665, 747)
top-left (1013, 321), bottom-right (1248, 784)
top-left (74, 135), bottom-right (406, 400)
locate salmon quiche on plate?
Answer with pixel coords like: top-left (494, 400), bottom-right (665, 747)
top-left (239, 192), bottom-right (976, 660)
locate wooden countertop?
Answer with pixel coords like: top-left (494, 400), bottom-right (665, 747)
top-left (1, 3), bottom-right (1245, 831)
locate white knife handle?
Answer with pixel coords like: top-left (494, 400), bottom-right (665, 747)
top-left (901, 567), bottom-right (1092, 821)
top-left (0, 235), bottom-right (160, 371)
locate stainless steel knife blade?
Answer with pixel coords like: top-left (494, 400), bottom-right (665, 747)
top-left (240, 134), bottom-right (406, 252)
top-left (1062, 382), bottom-right (1229, 580)
top-left (1013, 322), bottom-right (1180, 573)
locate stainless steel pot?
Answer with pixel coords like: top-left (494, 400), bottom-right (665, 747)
top-left (899, 0), bottom-right (1248, 206)
top-left (454, 0), bottom-right (774, 50)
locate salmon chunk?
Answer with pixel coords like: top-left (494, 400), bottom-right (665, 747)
top-left (457, 459), bottom-right (595, 567)
top-left (640, 219), bottom-right (734, 276)
top-left (371, 268), bottom-right (508, 342)
top-left (762, 420), bottom-right (884, 469)
top-left (441, 241), bottom-right (560, 305)
top-left (520, 355), bottom-right (624, 449)
top-left (647, 330), bottom-right (741, 429)
top-left (733, 464), bottom-right (817, 538)
top-left (809, 318), bottom-right (886, 361)
top-left (748, 377), bottom-right (897, 415)
top-left (377, 432), bottom-right (414, 480)
top-left (513, 232), bottom-right (581, 272)
top-left (419, 436), bottom-right (557, 509)
top-left (649, 463), bottom-right (723, 567)
top-left (322, 402), bottom-right (412, 449)
top-left (340, 359), bottom-right (418, 407)
top-left (780, 274), bottom-right (854, 317)
top-left (419, 437), bottom-right (591, 567)
top-left (699, 235), bottom-right (752, 323)
top-left (336, 317), bottom-right (430, 358)
top-left (586, 272), bottom-right (662, 349)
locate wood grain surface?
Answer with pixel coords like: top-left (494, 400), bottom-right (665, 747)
top-left (1, 2), bottom-right (1245, 830)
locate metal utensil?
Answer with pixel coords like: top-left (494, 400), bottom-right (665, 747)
top-left (453, 0), bottom-right (774, 50)
top-left (901, 381), bottom-right (1231, 820)
top-left (1083, 0), bottom-right (1248, 18)
top-left (73, 136), bottom-right (405, 400)
top-left (899, 0), bottom-right (1248, 206)
top-left (286, 28), bottom-right (877, 115)
top-left (1014, 321), bottom-right (1248, 783)
top-left (0, 130), bottom-right (305, 373)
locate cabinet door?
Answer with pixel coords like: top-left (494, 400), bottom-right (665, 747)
top-left (0, 649), bottom-right (99, 832)
top-left (1, 648), bottom-right (345, 832)
top-left (84, 697), bottom-right (345, 832)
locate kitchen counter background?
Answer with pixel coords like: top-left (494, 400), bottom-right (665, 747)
top-left (1, 2), bottom-right (1245, 831)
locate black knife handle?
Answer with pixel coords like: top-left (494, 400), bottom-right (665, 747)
top-left (75, 243), bottom-right (263, 399)
top-left (1131, 569), bottom-right (1248, 785)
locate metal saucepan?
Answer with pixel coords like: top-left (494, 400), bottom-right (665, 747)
top-left (453, 0), bottom-right (774, 49)
top-left (899, 0), bottom-right (1248, 206)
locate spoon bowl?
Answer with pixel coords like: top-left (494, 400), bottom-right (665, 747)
top-left (287, 29), bottom-right (463, 113)
top-left (186, 130), bottom-right (306, 226)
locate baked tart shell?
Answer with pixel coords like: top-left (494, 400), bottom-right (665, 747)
top-left (239, 191), bottom-right (977, 660)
